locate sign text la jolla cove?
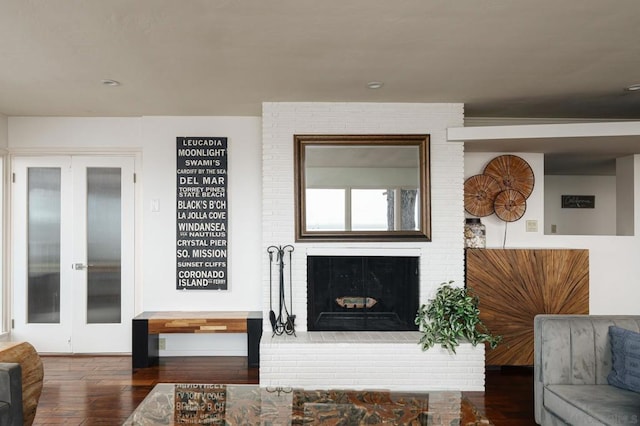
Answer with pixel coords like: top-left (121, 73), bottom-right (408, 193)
top-left (176, 137), bottom-right (228, 290)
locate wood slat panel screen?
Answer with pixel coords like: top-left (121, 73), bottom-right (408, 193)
top-left (466, 248), bottom-right (589, 366)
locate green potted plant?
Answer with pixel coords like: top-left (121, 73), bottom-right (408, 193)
top-left (415, 281), bottom-right (502, 353)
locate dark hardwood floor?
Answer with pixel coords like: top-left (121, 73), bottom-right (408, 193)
top-left (32, 356), bottom-right (535, 425)
top-left (468, 366), bottom-right (537, 426)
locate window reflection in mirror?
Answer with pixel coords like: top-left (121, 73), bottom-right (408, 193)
top-left (306, 188), bottom-right (345, 231)
top-left (294, 134), bottom-right (431, 241)
top-left (351, 189), bottom-right (389, 231)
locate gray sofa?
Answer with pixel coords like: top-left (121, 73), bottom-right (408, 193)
top-left (0, 363), bottom-right (23, 426)
top-left (534, 315), bottom-right (640, 426)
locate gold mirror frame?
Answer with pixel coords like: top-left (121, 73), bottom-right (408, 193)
top-left (294, 134), bottom-right (431, 242)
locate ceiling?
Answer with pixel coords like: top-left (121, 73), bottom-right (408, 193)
top-left (2, 0), bottom-right (640, 172)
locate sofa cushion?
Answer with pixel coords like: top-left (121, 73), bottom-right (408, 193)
top-left (608, 325), bottom-right (640, 393)
top-left (0, 402), bottom-right (9, 425)
top-left (544, 384), bottom-right (640, 426)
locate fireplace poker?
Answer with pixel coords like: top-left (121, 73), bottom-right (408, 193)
top-left (267, 246), bottom-right (278, 333)
top-left (267, 244), bottom-right (296, 336)
top-left (285, 245), bottom-right (296, 335)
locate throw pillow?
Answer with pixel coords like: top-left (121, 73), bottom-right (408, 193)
top-left (608, 325), bottom-right (640, 393)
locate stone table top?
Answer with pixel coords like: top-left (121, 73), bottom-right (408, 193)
top-left (124, 383), bottom-right (493, 425)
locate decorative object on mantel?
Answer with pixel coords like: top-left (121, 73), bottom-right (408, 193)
top-left (463, 174), bottom-right (501, 217)
top-left (415, 281), bottom-right (502, 354)
top-left (335, 296), bottom-right (378, 309)
top-left (267, 245), bottom-right (296, 337)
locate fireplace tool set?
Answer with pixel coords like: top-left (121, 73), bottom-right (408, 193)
top-left (267, 244), bottom-right (296, 336)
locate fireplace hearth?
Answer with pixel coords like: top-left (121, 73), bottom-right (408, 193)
top-left (307, 256), bottom-right (419, 331)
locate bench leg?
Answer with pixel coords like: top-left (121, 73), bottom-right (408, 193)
top-left (132, 319), bottom-right (159, 369)
top-left (247, 318), bottom-right (262, 368)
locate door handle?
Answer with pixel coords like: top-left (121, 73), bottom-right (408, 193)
top-left (72, 263), bottom-right (94, 270)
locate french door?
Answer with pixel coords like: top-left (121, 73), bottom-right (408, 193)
top-left (11, 156), bottom-right (135, 353)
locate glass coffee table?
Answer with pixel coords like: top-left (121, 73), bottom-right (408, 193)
top-left (124, 383), bottom-right (492, 425)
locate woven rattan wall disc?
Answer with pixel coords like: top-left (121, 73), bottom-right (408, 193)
top-left (464, 174), bottom-right (501, 217)
top-left (494, 189), bottom-right (526, 222)
top-left (483, 155), bottom-right (535, 199)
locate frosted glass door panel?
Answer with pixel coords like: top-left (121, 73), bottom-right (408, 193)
top-left (27, 168), bottom-right (61, 324)
top-left (13, 155), bottom-right (135, 353)
top-left (86, 168), bottom-right (122, 324)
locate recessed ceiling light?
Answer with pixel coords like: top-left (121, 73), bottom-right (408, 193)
top-left (101, 79), bottom-right (121, 87)
top-left (625, 83), bottom-right (640, 92)
top-left (367, 81), bottom-right (384, 89)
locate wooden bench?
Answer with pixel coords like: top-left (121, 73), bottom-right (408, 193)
top-left (132, 311), bottom-right (262, 370)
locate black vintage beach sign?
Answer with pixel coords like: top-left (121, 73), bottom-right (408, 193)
top-left (176, 137), bottom-right (228, 290)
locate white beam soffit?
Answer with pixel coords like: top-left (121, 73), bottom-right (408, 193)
top-left (448, 121), bottom-right (640, 142)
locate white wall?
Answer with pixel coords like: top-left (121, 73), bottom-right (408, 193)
top-left (0, 115), bottom-right (7, 149)
top-left (465, 151), bottom-right (640, 315)
top-left (139, 117), bottom-right (262, 312)
top-left (8, 116), bottom-right (263, 355)
top-left (0, 114), bottom-right (6, 335)
top-left (617, 156), bottom-right (635, 236)
top-left (544, 175), bottom-right (616, 235)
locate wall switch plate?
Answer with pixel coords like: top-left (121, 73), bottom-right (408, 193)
top-left (151, 199), bottom-right (160, 212)
top-left (551, 224), bottom-right (557, 234)
top-left (526, 220), bottom-right (538, 232)
top-left (159, 338), bottom-right (166, 350)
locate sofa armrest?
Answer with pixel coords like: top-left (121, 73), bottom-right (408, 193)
top-left (534, 314), bottom-right (640, 425)
top-left (0, 363), bottom-right (23, 426)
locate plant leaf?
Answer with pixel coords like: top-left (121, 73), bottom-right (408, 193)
top-left (416, 280), bottom-right (502, 354)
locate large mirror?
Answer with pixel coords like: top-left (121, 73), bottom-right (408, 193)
top-left (294, 134), bottom-right (431, 241)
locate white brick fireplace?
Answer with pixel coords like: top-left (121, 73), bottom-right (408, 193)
top-left (260, 102), bottom-right (485, 391)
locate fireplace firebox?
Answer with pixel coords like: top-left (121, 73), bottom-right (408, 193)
top-left (307, 256), bottom-right (419, 331)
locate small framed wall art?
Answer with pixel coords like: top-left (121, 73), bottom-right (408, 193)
top-left (561, 195), bottom-right (595, 209)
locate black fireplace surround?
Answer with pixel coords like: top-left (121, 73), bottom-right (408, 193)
top-left (307, 256), bottom-right (419, 331)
